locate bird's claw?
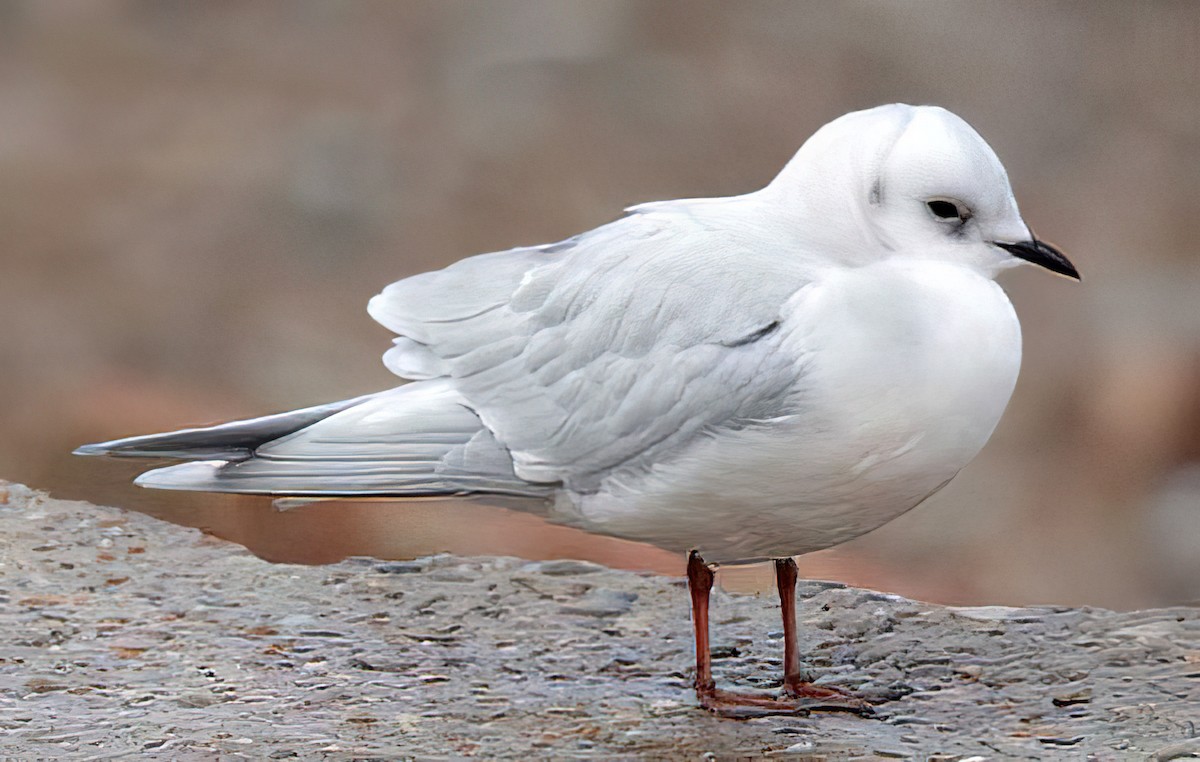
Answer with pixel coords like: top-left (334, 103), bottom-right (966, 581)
top-left (696, 683), bottom-right (874, 719)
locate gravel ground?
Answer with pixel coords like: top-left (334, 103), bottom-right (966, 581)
top-left (2, 480), bottom-right (1199, 760)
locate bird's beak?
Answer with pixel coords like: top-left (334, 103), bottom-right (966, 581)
top-left (993, 239), bottom-right (1080, 281)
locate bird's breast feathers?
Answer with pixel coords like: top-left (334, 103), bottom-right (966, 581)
top-left (570, 259), bottom-right (1022, 560)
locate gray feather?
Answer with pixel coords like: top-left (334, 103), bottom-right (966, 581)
top-left (367, 202), bottom-right (813, 491)
top-left (133, 382), bottom-right (553, 499)
top-left (73, 394), bottom-right (375, 461)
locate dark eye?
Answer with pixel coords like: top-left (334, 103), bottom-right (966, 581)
top-left (927, 199), bottom-right (966, 221)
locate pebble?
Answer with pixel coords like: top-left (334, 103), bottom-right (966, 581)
top-left (374, 561), bottom-right (425, 575)
top-left (528, 559), bottom-right (605, 576)
top-left (560, 589), bottom-right (638, 618)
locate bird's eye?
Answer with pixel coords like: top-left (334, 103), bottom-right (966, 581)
top-left (927, 199), bottom-right (971, 223)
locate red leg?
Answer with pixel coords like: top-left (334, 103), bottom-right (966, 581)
top-left (686, 551), bottom-right (872, 718)
top-left (774, 556), bottom-right (812, 691)
top-left (686, 550), bottom-right (715, 693)
top-left (774, 557), bottom-right (872, 712)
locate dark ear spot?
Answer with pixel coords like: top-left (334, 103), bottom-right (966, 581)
top-left (869, 179), bottom-right (883, 206)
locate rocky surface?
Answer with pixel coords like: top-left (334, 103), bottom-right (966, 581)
top-left (1, 481), bottom-right (1199, 760)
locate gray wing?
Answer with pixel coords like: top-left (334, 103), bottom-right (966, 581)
top-left (368, 202), bottom-right (813, 492)
top-left (127, 381), bottom-right (551, 499)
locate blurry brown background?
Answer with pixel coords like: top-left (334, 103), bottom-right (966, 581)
top-left (3, 1), bottom-right (1199, 609)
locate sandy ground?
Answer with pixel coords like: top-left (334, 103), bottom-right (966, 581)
top-left (2, 481), bottom-right (1199, 760)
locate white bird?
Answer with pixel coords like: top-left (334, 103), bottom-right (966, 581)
top-left (77, 103), bottom-right (1078, 717)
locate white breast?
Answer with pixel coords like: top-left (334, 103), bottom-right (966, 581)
top-left (569, 260), bottom-right (1022, 563)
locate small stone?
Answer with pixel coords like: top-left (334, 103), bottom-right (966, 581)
top-left (428, 569), bottom-right (475, 583)
top-left (560, 590), bottom-right (637, 617)
top-left (24, 678), bottom-right (65, 694)
top-left (528, 559), bottom-right (605, 576)
top-left (1037, 735), bottom-right (1085, 746)
top-left (374, 561), bottom-right (425, 574)
top-left (177, 693), bottom-right (220, 707)
top-left (1051, 688), bottom-right (1092, 706)
top-left (1149, 738), bottom-right (1200, 760)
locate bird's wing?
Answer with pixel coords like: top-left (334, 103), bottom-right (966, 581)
top-left (130, 381), bottom-right (551, 499)
top-left (368, 200), bottom-right (814, 491)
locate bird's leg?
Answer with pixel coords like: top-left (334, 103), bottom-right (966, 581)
top-left (687, 550), bottom-right (716, 694)
top-left (686, 550), bottom-right (872, 718)
top-left (774, 557), bottom-right (872, 712)
top-left (774, 556), bottom-right (813, 691)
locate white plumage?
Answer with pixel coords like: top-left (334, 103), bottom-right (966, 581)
top-left (78, 103), bottom-right (1078, 565)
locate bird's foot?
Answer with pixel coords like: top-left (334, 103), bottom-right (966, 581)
top-left (695, 681), bottom-right (873, 719)
top-left (784, 679), bottom-right (874, 715)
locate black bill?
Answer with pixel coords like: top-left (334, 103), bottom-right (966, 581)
top-left (994, 239), bottom-right (1080, 280)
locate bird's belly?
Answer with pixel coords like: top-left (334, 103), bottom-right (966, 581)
top-left (570, 263), bottom-right (1022, 562)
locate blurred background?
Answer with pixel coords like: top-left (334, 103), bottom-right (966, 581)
top-left (3, 1), bottom-right (1199, 610)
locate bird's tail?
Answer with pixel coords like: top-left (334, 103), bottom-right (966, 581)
top-left (74, 381), bottom-right (551, 501)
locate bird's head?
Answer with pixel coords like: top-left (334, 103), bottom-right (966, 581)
top-left (768, 104), bottom-right (1079, 281)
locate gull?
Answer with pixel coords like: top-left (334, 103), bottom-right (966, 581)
top-left (77, 103), bottom-right (1079, 717)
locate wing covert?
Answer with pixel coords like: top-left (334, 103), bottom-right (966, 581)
top-left (368, 203), bottom-right (813, 490)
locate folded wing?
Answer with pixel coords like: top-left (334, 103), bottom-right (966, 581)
top-left (129, 381), bottom-right (549, 499)
top-left (369, 202), bottom-right (812, 492)
top-left (78, 200), bottom-right (812, 500)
